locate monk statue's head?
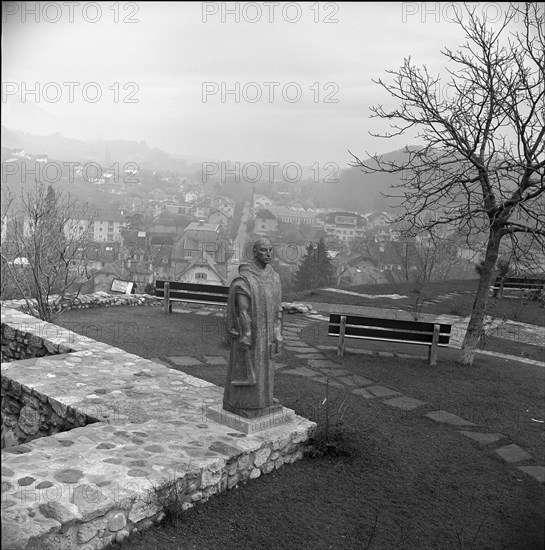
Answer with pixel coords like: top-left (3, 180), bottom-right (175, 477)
top-left (253, 238), bottom-right (273, 269)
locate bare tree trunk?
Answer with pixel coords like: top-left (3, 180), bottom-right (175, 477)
top-left (458, 230), bottom-right (502, 366)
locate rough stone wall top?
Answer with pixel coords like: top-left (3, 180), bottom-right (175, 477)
top-left (1, 306), bottom-right (315, 550)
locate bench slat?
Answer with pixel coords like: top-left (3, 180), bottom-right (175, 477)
top-left (156, 280), bottom-right (229, 295)
top-left (156, 280), bottom-right (229, 310)
top-left (157, 294), bottom-right (228, 305)
top-left (329, 322), bottom-right (451, 337)
top-left (156, 289), bottom-right (228, 303)
top-left (492, 277), bottom-right (545, 290)
top-left (329, 314), bottom-right (452, 334)
top-left (328, 326), bottom-right (450, 346)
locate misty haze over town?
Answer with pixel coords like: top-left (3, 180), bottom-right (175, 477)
top-left (5, 2), bottom-right (532, 291)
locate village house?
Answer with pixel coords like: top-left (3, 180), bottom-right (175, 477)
top-left (174, 250), bottom-right (227, 285)
top-left (184, 189), bottom-right (201, 203)
top-left (90, 261), bottom-right (130, 293)
top-left (211, 194), bottom-right (232, 208)
top-left (120, 229), bottom-right (176, 281)
top-left (208, 209), bottom-right (230, 228)
top-left (92, 211), bottom-right (125, 242)
top-left (150, 244), bottom-right (174, 280)
top-left (150, 212), bottom-right (193, 234)
top-left (253, 194), bottom-right (273, 210)
top-left (268, 206), bottom-right (318, 226)
top-left (11, 149), bottom-right (30, 159)
top-left (334, 250), bottom-right (382, 287)
top-left (70, 241), bottom-right (120, 272)
top-left (365, 211), bottom-right (394, 229)
top-left (192, 202), bottom-right (211, 220)
top-left (324, 211), bottom-right (367, 243)
top-left (164, 203), bottom-right (193, 216)
top-left (254, 209), bottom-right (278, 235)
top-left (216, 200), bottom-right (235, 218)
top-left (127, 260), bottom-right (154, 288)
top-left (169, 220), bottom-right (232, 278)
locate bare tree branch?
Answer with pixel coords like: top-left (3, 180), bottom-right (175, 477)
top-left (350, 3), bottom-right (545, 365)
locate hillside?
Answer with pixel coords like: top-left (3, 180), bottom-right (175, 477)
top-left (1, 126), bottom-right (202, 173)
top-left (297, 147), bottom-right (421, 213)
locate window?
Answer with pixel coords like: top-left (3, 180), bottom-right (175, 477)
top-left (195, 272), bottom-right (207, 280)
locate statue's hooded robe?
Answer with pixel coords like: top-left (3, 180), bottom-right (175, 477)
top-left (223, 260), bottom-right (282, 415)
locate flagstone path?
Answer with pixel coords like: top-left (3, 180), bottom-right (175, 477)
top-left (279, 315), bottom-right (545, 484)
top-left (165, 310), bottom-right (544, 485)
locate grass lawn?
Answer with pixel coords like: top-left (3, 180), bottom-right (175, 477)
top-left (53, 303), bottom-right (545, 550)
top-left (292, 279), bottom-right (545, 327)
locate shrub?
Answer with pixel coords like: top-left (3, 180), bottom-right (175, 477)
top-left (143, 282), bottom-right (155, 295)
top-left (296, 382), bottom-right (357, 459)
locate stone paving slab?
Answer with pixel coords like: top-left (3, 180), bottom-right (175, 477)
top-left (425, 410), bottom-right (475, 426)
top-left (517, 465), bottom-right (545, 483)
top-left (284, 346), bottom-right (317, 352)
top-left (366, 385), bottom-right (402, 398)
top-left (459, 431), bottom-right (504, 445)
top-left (307, 359), bottom-right (338, 369)
top-left (316, 367), bottom-right (352, 378)
top-left (150, 358), bottom-right (172, 368)
top-left (383, 395), bottom-right (426, 410)
top-left (310, 377), bottom-right (345, 388)
top-left (167, 356), bottom-right (203, 366)
top-left (475, 350), bottom-right (545, 368)
top-left (316, 345), bottom-right (427, 360)
top-left (351, 388), bottom-right (375, 399)
top-left (203, 356), bottom-right (228, 366)
top-left (337, 375), bottom-right (373, 387)
top-left (495, 444), bottom-right (532, 463)
top-left (281, 367), bottom-right (320, 378)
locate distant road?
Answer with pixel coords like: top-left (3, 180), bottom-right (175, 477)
top-left (227, 201), bottom-right (250, 282)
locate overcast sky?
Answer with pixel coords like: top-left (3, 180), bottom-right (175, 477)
top-left (1, 2), bottom-right (525, 167)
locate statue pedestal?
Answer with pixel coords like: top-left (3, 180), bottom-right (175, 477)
top-left (207, 404), bottom-right (296, 434)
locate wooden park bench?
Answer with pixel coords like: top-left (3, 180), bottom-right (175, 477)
top-left (155, 280), bottom-right (229, 313)
top-left (328, 314), bottom-right (452, 367)
top-left (490, 277), bottom-right (545, 298)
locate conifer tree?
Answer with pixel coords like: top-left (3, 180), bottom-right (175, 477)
top-left (294, 237), bottom-right (335, 291)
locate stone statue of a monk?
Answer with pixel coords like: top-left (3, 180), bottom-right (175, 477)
top-left (223, 238), bottom-right (283, 418)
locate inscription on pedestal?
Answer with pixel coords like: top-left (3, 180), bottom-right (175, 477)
top-left (207, 404), bottom-right (296, 434)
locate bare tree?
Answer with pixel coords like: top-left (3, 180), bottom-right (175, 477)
top-left (350, 4), bottom-right (544, 365)
top-left (1, 182), bottom-right (96, 322)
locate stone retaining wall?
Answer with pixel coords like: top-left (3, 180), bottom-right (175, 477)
top-left (1, 376), bottom-right (96, 449)
top-left (1, 305), bottom-right (316, 550)
top-left (1, 319), bottom-right (75, 363)
top-left (1, 291), bottom-right (162, 319)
